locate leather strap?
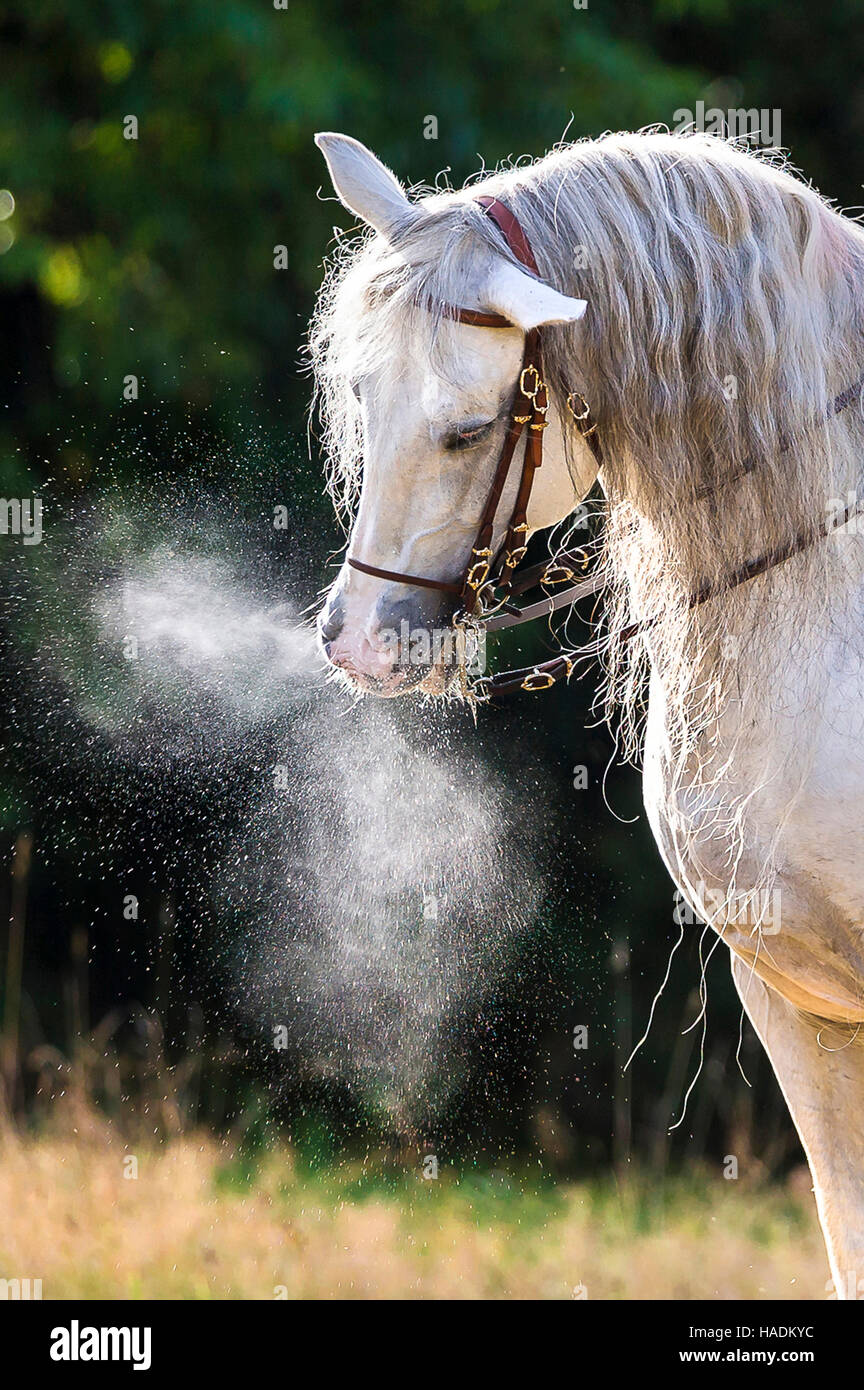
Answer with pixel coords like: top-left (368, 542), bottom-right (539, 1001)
top-left (476, 195), bottom-right (541, 274)
top-left (347, 556), bottom-right (463, 594)
top-left (485, 570), bottom-right (603, 633)
top-left (476, 491), bottom-right (864, 696)
top-left (505, 547), bottom-right (592, 597)
top-left (443, 304), bottom-right (513, 329)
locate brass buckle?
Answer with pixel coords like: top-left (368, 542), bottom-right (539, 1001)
top-left (466, 546), bottom-right (492, 590)
top-left (521, 656), bottom-right (575, 691)
top-left (518, 368), bottom-right (548, 430)
top-left (541, 565), bottom-right (576, 585)
top-left (542, 550), bottom-right (589, 585)
top-left (566, 390), bottom-right (590, 421)
top-left (566, 391), bottom-right (596, 436)
top-left (520, 364), bottom-right (544, 399)
top-left (521, 669), bottom-right (557, 691)
top-left (504, 522), bottom-right (529, 569)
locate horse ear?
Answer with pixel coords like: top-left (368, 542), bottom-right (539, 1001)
top-left (483, 257), bottom-right (587, 331)
top-left (315, 133), bottom-right (418, 238)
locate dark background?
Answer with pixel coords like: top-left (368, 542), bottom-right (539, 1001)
top-left (1, 0), bottom-right (860, 1177)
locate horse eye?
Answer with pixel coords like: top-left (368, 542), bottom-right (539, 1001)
top-left (444, 421), bottom-right (495, 451)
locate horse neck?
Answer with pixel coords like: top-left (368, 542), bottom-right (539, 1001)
top-left (482, 146), bottom-right (864, 658)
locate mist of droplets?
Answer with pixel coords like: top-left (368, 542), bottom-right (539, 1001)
top-left (3, 487), bottom-right (547, 1130)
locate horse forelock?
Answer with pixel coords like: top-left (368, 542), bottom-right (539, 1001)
top-left (308, 196), bottom-right (505, 528)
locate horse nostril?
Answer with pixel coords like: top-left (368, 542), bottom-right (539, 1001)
top-left (319, 594), bottom-right (345, 644)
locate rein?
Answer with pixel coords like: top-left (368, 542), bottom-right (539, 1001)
top-left (345, 196), bottom-right (864, 699)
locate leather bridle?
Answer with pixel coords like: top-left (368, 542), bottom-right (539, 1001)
top-left (347, 196), bottom-right (602, 621)
top-left (344, 196), bottom-right (864, 699)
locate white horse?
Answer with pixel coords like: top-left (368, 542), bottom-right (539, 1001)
top-left (310, 128), bottom-right (864, 1296)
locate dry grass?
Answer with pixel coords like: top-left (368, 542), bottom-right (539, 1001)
top-left (0, 1126), bottom-right (829, 1300)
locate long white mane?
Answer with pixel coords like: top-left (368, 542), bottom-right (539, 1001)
top-left (310, 129), bottom-right (864, 891)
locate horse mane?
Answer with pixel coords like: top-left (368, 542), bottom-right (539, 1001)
top-left (310, 130), bottom-right (864, 887)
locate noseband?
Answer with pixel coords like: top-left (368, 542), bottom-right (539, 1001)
top-left (346, 196), bottom-right (602, 621)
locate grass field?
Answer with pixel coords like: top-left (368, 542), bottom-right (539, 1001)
top-left (0, 1128), bottom-right (829, 1300)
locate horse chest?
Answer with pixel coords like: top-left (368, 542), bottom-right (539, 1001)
top-left (642, 633), bottom-right (864, 1018)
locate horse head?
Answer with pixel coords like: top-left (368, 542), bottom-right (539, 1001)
top-left (312, 133), bottom-right (598, 696)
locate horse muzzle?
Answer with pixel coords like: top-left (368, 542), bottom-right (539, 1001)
top-left (317, 588), bottom-right (462, 697)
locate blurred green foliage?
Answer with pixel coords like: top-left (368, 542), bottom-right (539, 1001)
top-left (2, 0), bottom-right (862, 493)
